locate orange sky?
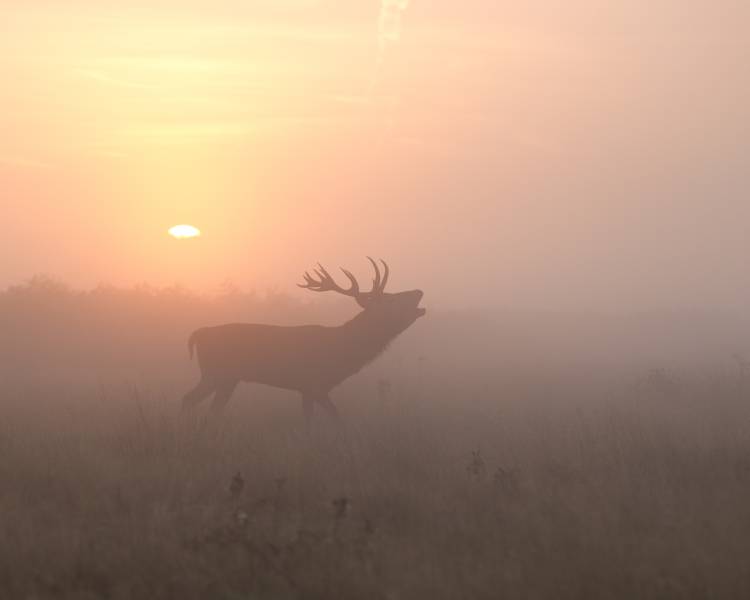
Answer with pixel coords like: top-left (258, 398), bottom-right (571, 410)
top-left (1, 2), bottom-right (748, 311)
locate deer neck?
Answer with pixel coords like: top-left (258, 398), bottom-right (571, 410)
top-left (338, 309), bottom-right (395, 363)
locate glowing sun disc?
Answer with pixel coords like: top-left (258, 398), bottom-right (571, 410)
top-left (169, 224), bottom-right (201, 239)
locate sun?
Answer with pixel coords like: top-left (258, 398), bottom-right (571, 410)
top-left (169, 224), bottom-right (201, 239)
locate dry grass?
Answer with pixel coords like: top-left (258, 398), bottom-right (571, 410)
top-left (2, 371), bottom-right (750, 599)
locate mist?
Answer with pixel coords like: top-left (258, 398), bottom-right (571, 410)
top-left (2, 2), bottom-right (750, 599)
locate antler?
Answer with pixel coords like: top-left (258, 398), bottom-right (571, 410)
top-left (298, 263), bottom-right (360, 297)
top-left (298, 258), bottom-right (390, 304)
top-left (367, 256), bottom-right (389, 295)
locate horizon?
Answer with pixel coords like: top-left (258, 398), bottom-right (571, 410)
top-left (5, 272), bottom-right (750, 322)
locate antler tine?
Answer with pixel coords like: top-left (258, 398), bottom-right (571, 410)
top-left (379, 259), bottom-right (390, 293)
top-left (366, 256), bottom-right (381, 293)
top-left (339, 268), bottom-right (360, 296)
top-left (316, 264), bottom-right (341, 287)
top-left (297, 271), bottom-right (316, 288)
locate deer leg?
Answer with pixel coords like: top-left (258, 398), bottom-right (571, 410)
top-left (210, 381), bottom-right (239, 413)
top-left (182, 378), bottom-right (217, 411)
top-left (315, 394), bottom-right (340, 421)
top-left (301, 394), bottom-right (315, 430)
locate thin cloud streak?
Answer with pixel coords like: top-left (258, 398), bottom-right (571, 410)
top-left (371, 0), bottom-right (411, 94)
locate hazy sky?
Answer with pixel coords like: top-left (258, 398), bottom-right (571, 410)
top-left (1, 1), bottom-right (748, 311)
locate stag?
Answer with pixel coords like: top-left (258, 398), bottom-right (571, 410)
top-left (182, 258), bottom-right (425, 420)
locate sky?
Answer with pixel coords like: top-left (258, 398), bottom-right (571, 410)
top-left (1, 1), bottom-right (748, 312)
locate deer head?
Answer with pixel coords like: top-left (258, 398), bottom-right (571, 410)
top-left (298, 257), bottom-right (426, 329)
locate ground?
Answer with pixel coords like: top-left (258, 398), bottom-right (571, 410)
top-left (2, 369), bottom-right (750, 599)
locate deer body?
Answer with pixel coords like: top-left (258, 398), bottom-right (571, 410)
top-left (183, 259), bottom-right (425, 418)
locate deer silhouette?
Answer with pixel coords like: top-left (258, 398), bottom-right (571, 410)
top-left (182, 258), bottom-right (425, 420)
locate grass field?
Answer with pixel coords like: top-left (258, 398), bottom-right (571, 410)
top-left (3, 368), bottom-right (750, 600)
